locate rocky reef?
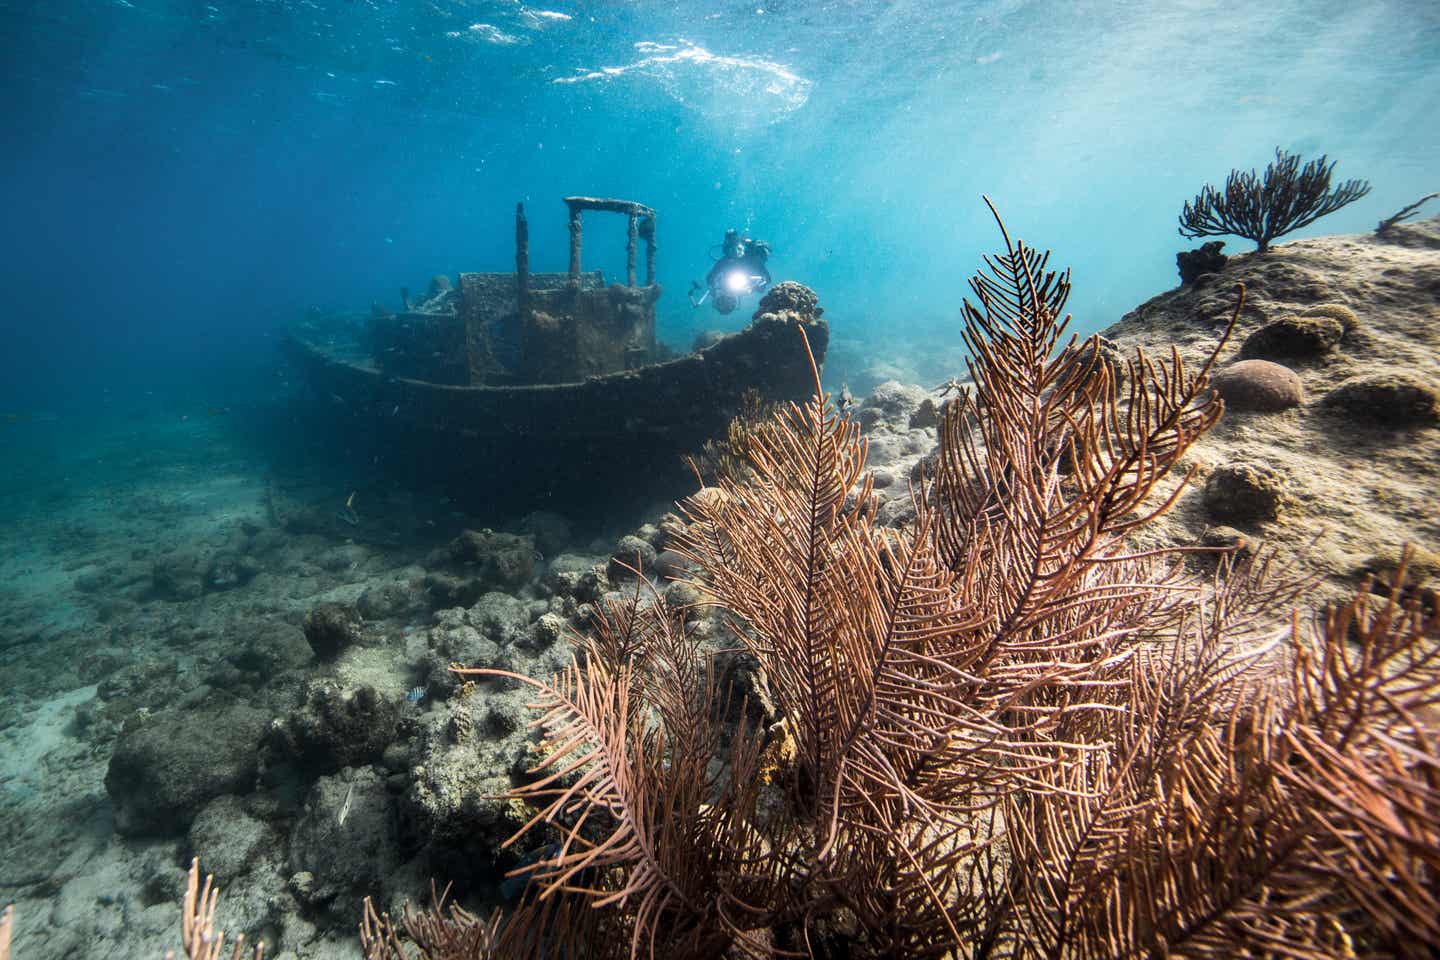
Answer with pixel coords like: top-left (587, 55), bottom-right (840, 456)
top-left (1101, 215), bottom-right (1440, 608)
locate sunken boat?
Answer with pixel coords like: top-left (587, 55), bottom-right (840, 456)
top-left (284, 196), bottom-right (829, 517)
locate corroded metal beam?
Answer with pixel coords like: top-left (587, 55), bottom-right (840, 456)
top-left (515, 202), bottom-right (530, 309)
top-left (626, 214), bottom-right (638, 287)
top-left (562, 196), bottom-right (656, 218)
top-left (640, 215), bottom-right (656, 286)
top-left (568, 204), bottom-right (582, 281)
top-left (562, 197), bottom-right (658, 287)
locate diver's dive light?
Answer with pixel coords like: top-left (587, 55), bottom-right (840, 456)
top-left (723, 269), bottom-right (755, 294)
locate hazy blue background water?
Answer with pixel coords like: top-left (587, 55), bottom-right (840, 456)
top-left (1, 0), bottom-right (1437, 421)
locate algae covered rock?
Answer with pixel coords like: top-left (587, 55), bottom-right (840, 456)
top-left (1302, 302), bottom-right (1360, 333)
top-left (908, 397), bottom-right (942, 429)
top-left (1202, 462), bottom-right (1289, 524)
top-left (859, 380), bottom-right (931, 432)
top-left (426, 612), bottom-right (501, 668)
top-left (1198, 525), bottom-right (1257, 564)
top-left (653, 548), bottom-right (691, 581)
top-left (664, 580), bottom-right (704, 616)
top-left (542, 553), bottom-right (610, 602)
top-left (754, 280), bottom-right (823, 321)
top-left (1210, 359), bottom-right (1305, 412)
top-left (105, 704), bottom-right (270, 836)
top-left (290, 768), bottom-right (400, 913)
top-left (187, 795), bottom-right (272, 881)
top-left (1323, 374), bottom-right (1440, 427)
top-left (423, 571), bottom-right (486, 608)
top-left (302, 602), bottom-right (363, 659)
top-left (1242, 258), bottom-right (1332, 302)
top-left (205, 552), bottom-right (260, 592)
top-left (466, 591), bottom-right (532, 649)
top-left (264, 679), bottom-right (401, 774)
top-left (230, 620), bottom-right (312, 677)
top-left (1176, 240), bottom-right (1228, 284)
top-left (609, 534), bottom-right (657, 580)
top-left (1069, 335), bottom-right (1129, 391)
top-left (150, 549), bottom-right (208, 601)
top-left (356, 579), bottom-right (424, 620)
top-left (528, 611), bottom-right (569, 651)
top-left (401, 705), bottom-right (534, 892)
top-left (1238, 314), bottom-right (1344, 361)
top-left (447, 529), bottom-right (537, 589)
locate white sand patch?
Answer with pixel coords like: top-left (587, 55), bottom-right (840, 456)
top-left (0, 685), bottom-right (97, 796)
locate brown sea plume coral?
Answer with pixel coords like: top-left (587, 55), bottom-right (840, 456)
top-left (442, 199), bottom-right (1440, 959)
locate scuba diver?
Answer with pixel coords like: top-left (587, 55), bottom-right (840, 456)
top-left (689, 228), bottom-right (772, 315)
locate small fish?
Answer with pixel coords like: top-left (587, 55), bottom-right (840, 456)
top-left (500, 843), bottom-right (564, 899)
top-left (838, 383), bottom-right (855, 412)
top-left (337, 781), bottom-right (356, 827)
top-left (391, 404), bottom-right (400, 416)
top-left (406, 686), bottom-right (426, 704)
top-left (338, 491), bottom-right (360, 526)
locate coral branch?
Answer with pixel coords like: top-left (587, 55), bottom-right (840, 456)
top-left (1179, 148), bottom-right (1371, 252)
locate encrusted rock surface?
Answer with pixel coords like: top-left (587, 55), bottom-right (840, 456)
top-left (289, 768), bottom-right (401, 917)
top-left (1238, 314), bottom-right (1344, 361)
top-left (608, 534), bottom-right (657, 579)
top-left (1176, 240), bottom-right (1228, 284)
top-left (187, 795), bottom-right (274, 881)
top-left (1199, 524), bottom-right (1256, 562)
top-left (443, 529), bottom-right (537, 590)
top-left (105, 704), bottom-right (270, 836)
top-left (264, 679), bottom-right (402, 774)
top-left (1323, 373), bottom-right (1440, 427)
top-left (302, 602), bottom-right (364, 659)
top-left (1202, 462), bottom-right (1290, 524)
top-left (1100, 215), bottom-right (1440, 607)
top-left (755, 280), bottom-right (823, 320)
top-left (858, 380), bottom-right (931, 431)
top-left (401, 697), bottom-right (534, 893)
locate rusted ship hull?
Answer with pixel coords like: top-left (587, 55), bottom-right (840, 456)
top-left (285, 316), bottom-right (827, 443)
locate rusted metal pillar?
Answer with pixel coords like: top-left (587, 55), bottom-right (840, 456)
top-left (640, 215), bottom-right (656, 286)
top-left (515, 202), bottom-right (529, 309)
top-left (567, 202), bottom-right (582, 282)
top-left (626, 214), bottom-right (638, 287)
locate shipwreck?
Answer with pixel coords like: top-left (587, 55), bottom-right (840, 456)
top-left (284, 196), bottom-right (829, 516)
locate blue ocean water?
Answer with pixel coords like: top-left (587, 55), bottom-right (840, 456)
top-left (2, 0), bottom-right (1436, 422)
